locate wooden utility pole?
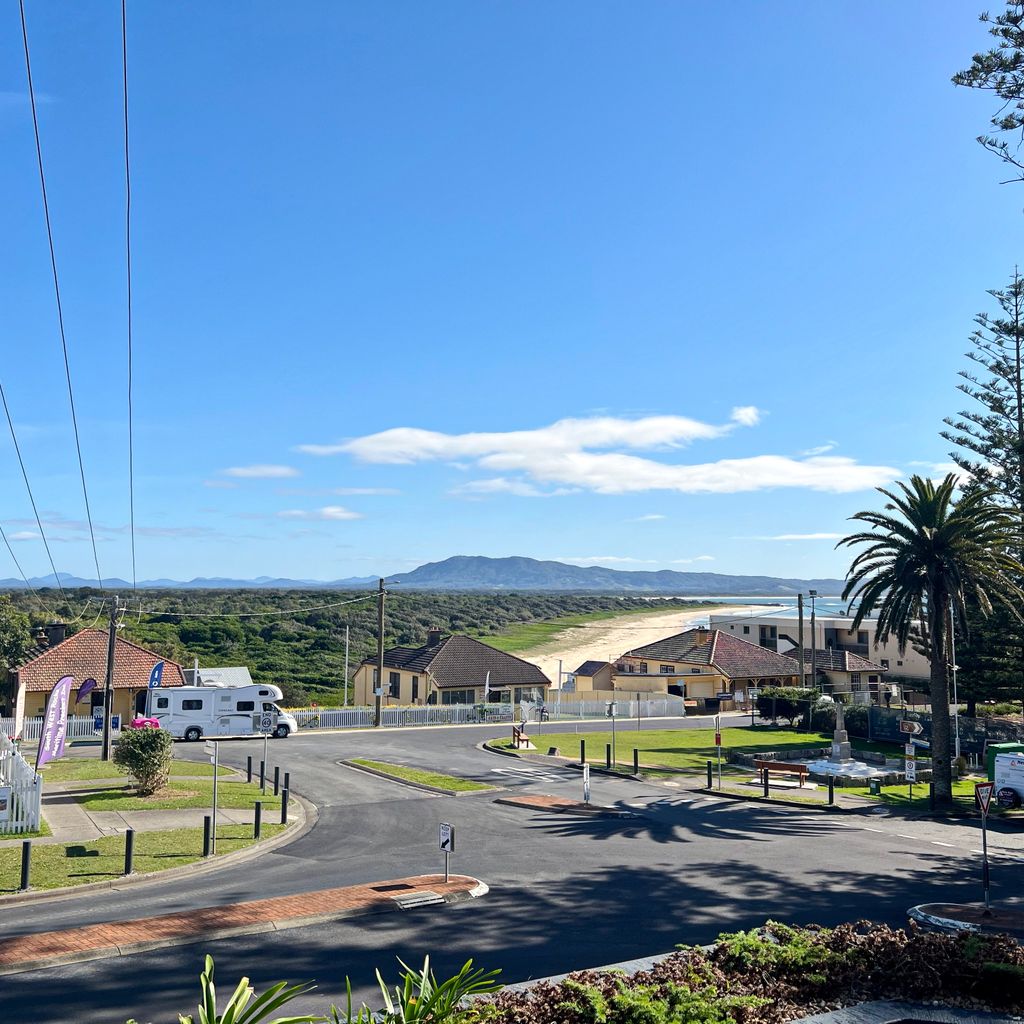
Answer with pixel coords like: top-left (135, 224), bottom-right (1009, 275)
top-left (101, 596), bottom-right (120, 761)
top-left (797, 594), bottom-right (805, 687)
top-left (374, 578), bottom-right (386, 727)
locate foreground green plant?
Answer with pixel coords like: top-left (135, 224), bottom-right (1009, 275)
top-left (113, 725), bottom-right (174, 795)
top-left (332, 956), bottom-right (502, 1023)
top-left (123, 954), bottom-right (320, 1024)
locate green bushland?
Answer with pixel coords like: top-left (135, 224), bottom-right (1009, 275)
top-left (2, 589), bottom-right (719, 708)
top-left (498, 726), bottom-right (892, 773)
top-left (350, 759), bottom-right (495, 792)
top-left (0, 824), bottom-right (286, 892)
top-left (39, 757), bottom-right (232, 782)
top-left (73, 778), bottom-right (280, 812)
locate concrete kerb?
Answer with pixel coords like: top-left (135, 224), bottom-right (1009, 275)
top-left (0, 877), bottom-right (489, 977)
top-left (0, 790), bottom-right (318, 909)
top-left (340, 759), bottom-right (502, 797)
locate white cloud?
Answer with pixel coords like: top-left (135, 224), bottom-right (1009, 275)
top-left (276, 506), bottom-right (363, 521)
top-left (224, 465), bottom-right (300, 479)
top-left (631, 513), bottom-right (667, 522)
top-left (801, 443), bottom-right (837, 457)
top-left (275, 486), bottom-right (400, 497)
top-left (300, 413), bottom-right (895, 496)
top-left (9, 530), bottom-right (40, 542)
top-left (731, 406), bottom-right (761, 427)
top-left (451, 478), bottom-right (576, 498)
top-left (671, 555), bottom-right (716, 563)
top-left (745, 532), bottom-right (846, 541)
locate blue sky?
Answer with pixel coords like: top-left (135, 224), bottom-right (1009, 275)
top-left (0, 1), bottom-right (1019, 584)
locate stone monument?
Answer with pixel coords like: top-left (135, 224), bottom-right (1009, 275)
top-left (830, 700), bottom-right (852, 763)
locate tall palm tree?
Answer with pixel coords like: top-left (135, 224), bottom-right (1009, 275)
top-left (838, 474), bottom-right (1023, 806)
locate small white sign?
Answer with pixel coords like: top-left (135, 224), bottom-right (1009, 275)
top-left (259, 713), bottom-right (273, 732)
top-left (748, 688), bottom-right (759, 700)
top-left (439, 821), bottom-right (455, 852)
top-left (204, 740), bottom-right (217, 756)
top-left (905, 743), bottom-right (916, 756)
top-left (976, 781), bottom-right (995, 815)
top-left (0, 785), bottom-right (11, 822)
top-left (905, 759), bottom-right (917, 781)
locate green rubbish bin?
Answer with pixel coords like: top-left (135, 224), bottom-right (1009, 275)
top-left (869, 779), bottom-right (881, 796)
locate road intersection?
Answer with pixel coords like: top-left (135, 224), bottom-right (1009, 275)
top-left (2, 718), bottom-right (1020, 1023)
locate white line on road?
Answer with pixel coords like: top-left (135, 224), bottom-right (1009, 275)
top-left (863, 827), bottom-right (884, 832)
top-left (897, 834), bottom-right (917, 840)
top-left (932, 841), bottom-right (956, 848)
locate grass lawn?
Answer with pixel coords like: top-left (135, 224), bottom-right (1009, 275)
top-left (1, 820), bottom-right (52, 840)
top-left (39, 757), bottom-right (233, 783)
top-left (497, 726), bottom-right (898, 773)
top-left (0, 824), bottom-right (286, 892)
top-left (845, 775), bottom-right (984, 811)
top-left (478, 604), bottom-right (718, 654)
top-left (351, 758), bottom-right (495, 792)
top-left (73, 778), bottom-right (280, 812)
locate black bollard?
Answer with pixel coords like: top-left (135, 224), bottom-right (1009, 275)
top-left (828, 776), bottom-right (835, 806)
top-left (20, 840), bottom-right (31, 891)
top-left (763, 769), bottom-right (770, 798)
top-left (606, 743), bottom-right (612, 769)
top-left (123, 829), bottom-right (135, 876)
top-left (273, 765), bottom-right (280, 797)
top-left (254, 800), bottom-right (262, 840)
top-left (929, 783), bottom-right (935, 812)
top-left (280, 788), bottom-right (289, 825)
top-left (633, 748), bottom-right (639, 774)
top-left (203, 815), bottom-right (212, 857)
top-left (246, 755), bottom-right (252, 784)
top-left (706, 760), bottom-right (713, 789)
top-left (259, 760), bottom-right (266, 791)
top-left (284, 771), bottom-right (290, 794)
top-left (580, 739), bottom-right (586, 765)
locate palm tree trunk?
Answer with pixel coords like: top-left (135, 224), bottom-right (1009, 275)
top-left (929, 623), bottom-right (953, 807)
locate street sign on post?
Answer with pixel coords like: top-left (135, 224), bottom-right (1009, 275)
top-left (204, 740), bottom-right (220, 854)
top-left (714, 715), bottom-right (722, 790)
top-left (976, 781), bottom-right (995, 910)
top-left (439, 821), bottom-right (455, 883)
top-left (583, 763), bottom-right (591, 805)
top-left (899, 720), bottom-right (924, 736)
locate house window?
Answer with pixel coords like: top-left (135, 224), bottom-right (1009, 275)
top-left (743, 626), bottom-right (750, 635)
top-left (850, 673), bottom-right (862, 690)
top-left (868, 675), bottom-right (878, 684)
top-left (236, 700), bottom-right (255, 712)
top-left (897, 660), bottom-right (903, 667)
top-left (514, 686), bottom-right (544, 703)
top-left (660, 665), bottom-right (675, 674)
top-left (858, 631), bottom-right (868, 645)
top-left (389, 671), bottom-right (401, 698)
top-left (181, 699), bottom-right (204, 711)
top-left (412, 676), bottom-right (419, 700)
top-left (691, 667), bottom-right (702, 673)
top-left (441, 689), bottom-right (474, 705)
top-left (881, 659), bottom-right (890, 670)
top-left (639, 662), bottom-right (648, 673)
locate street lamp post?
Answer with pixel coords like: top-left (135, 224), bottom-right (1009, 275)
top-left (808, 590), bottom-right (818, 730)
top-left (949, 598), bottom-right (961, 761)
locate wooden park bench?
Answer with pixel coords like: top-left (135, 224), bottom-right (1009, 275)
top-left (753, 759), bottom-right (810, 787)
top-left (511, 725), bottom-right (530, 749)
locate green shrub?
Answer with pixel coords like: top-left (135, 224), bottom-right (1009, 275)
top-left (756, 688), bottom-right (817, 726)
top-left (112, 726), bottom-right (174, 796)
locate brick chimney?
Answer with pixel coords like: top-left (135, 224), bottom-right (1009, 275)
top-left (44, 622), bottom-right (67, 648)
top-left (426, 627), bottom-right (444, 648)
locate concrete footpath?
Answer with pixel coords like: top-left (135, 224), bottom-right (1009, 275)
top-left (0, 773), bottom-right (282, 847)
top-left (0, 874), bottom-right (488, 976)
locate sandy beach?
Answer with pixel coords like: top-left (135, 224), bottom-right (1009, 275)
top-left (522, 604), bottom-right (765, 687)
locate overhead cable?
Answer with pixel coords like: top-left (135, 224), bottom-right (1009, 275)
top-left (18, 0), bottom-right (104, 590)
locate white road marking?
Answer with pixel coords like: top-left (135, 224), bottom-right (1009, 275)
top-left (897, 834), bottom-right (917, 840)
top-left (863, 827), bottom-right (884, 832)
top-left (932, 841), bottom-right (956, 847)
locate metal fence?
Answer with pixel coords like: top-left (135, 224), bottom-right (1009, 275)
top-left (547, 698), bottom-right (688, 720)
top-left (0, 716), bottom-right (120, 742)
top-left (0, 732), bottom-right (42, 834)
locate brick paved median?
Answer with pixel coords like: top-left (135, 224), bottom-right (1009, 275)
top-left (494, 794), bottom-right (634, 817)
top-left (0, 873), bottom-right (486, 976)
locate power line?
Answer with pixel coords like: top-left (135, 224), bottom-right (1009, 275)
top-left (18, 0), bottom-right (104, 591)
top-left (0, 521), bottom-right (46, 614)
top-left (0, 379), bottom-right (71, 611)
top-left (121, 0), bottom-right (137, 593)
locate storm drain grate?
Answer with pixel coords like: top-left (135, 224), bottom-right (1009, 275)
top-left (392, 891), bottom-right (444, 910)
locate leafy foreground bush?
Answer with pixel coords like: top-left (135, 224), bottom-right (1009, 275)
top-left (126, 923), bottom-right (1024, 1024)
top-left (113, 725), bottom-right (174, 795)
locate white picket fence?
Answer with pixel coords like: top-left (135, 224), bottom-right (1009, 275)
top-left (0, 716), bottom-right (120, 742)
top-left (0, 733), bottom-right (42, 834)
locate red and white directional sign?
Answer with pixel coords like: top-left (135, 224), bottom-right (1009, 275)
top-left (899, 720), bottom-right (924, 736)
top-left (976, 781), bottom-right (995, 815)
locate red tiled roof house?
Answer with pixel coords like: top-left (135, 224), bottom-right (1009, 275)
top-left (10, 627), bottom-right (185, 734)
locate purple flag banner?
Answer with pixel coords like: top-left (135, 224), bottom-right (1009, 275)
top-left (76, 677), bottom-right (97, 705)
top-left (36, 674), bottom-right (75, 771)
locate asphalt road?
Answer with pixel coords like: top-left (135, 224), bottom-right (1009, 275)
top-left (3, 718), bottom-right (1022, 1023)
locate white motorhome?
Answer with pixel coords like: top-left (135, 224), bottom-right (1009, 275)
top-left (151, 683), bottom-right (297, 741)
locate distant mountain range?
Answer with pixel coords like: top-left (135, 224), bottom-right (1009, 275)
top-left (0, 556), bottom-right (844, 596)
